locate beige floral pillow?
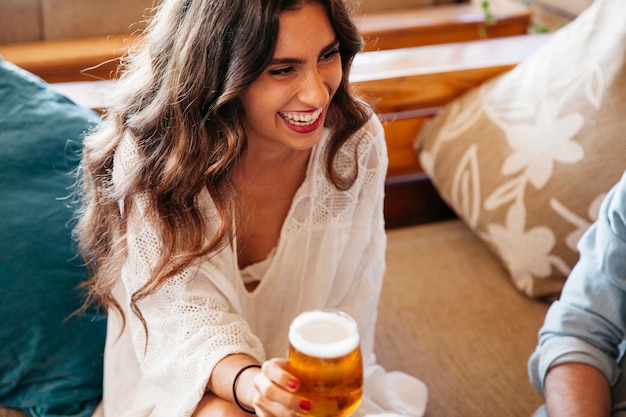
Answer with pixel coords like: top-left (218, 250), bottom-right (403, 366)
top-left (415, 0), bottom-right (626, 299)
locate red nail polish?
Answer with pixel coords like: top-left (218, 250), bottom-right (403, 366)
top-left (299, 399), bottom-right (312, 411)
top-left (287, 379), bottom-right (299, 390)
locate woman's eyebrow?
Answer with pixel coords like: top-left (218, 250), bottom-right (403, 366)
top-left (269, 39), bottom-right (339, 66)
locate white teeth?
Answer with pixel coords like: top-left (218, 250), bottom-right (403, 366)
top-left (280, 108), bottom-right (323, 126)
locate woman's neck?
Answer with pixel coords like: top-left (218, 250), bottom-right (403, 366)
top-left (232, 147), bottom-right (311, 270)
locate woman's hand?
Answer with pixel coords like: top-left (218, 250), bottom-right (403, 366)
top-left (195, 355), bottom-right (312, 416)
top-left (251, 358), bottom-right (312, 416)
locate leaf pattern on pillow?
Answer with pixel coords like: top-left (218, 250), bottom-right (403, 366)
top-left (500, 105), bottom-right (584, 188)
top-left (418, 93), bottom-right (484, 176)
top-left (451, 145), bottom-right (481, 228)
top-left (482, 201), bottom-right (561, 293)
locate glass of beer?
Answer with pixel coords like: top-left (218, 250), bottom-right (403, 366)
top-left (286, 309), bottom-right (363, 417)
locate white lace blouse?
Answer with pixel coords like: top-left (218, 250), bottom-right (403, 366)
top-left (99, 114), bottom-right (427, 417)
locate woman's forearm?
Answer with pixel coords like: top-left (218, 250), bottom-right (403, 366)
top-left (207, 354), bottom-right (261, 407)
top-left (544, 363), bottom-right (611, 417)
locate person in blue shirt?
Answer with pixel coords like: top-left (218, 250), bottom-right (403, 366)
top-left (529, 170), bottom-right (626, 417)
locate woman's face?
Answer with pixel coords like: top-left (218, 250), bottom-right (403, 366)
top-left (240, 2), bottom-right (343, 153)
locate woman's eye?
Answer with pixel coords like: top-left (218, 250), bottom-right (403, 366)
top-left (321, 48), bottom-right (340, 62)
top-left (269, 67), bottom-right (295, 77)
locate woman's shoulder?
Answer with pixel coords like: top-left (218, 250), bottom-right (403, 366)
top-left (358, 113), bottom-right (384, 143)
top-left (330, 113), bottom-right (387, 180)
top-left (355, 113), bottom-right (387, 165)
top-left (342, 113), bottom-right (386, 157)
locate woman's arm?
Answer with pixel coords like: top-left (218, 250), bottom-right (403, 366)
top-left (118, 191), bottom-right (267, 415)
top-left (207, 354), bottom-right (262, 412)
top-left (544, 363), bottom-right (611, 417)
top-left (194, 354), bottom-right (311, 417)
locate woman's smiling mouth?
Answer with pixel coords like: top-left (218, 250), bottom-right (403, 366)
top-left (279, 108), bottom-right (323, 127)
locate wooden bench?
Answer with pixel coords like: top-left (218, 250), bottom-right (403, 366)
top-left (0, 35), bottom-right (130, 84)
top-left (0, 2), bottom-right (530, 84)
top-left (358, 0), bottom-right (531, 51)
top-left (49, 33), bottom-right (550, 229)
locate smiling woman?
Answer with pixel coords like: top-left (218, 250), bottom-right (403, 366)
top-left (74, 0), bottom-right (427, 416)
top-left (237, 3), bottom-right (342, 166)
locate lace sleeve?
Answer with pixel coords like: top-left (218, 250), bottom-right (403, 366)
top-left (113, 136), bottom-right (265, 416)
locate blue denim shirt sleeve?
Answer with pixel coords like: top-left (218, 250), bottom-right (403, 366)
top-left (528, 170), bottom-right (626, 393)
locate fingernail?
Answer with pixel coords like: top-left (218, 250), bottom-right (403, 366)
top-left (299, 399), bottom-right (312, 411)
top-left (287, 379), bottom-right (299, 390)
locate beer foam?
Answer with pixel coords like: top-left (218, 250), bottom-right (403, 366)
top-left (288, 310), bottom-right (360, 359)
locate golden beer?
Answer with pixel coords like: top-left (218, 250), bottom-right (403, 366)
top-left (287, 310), bottom-right (363, 417)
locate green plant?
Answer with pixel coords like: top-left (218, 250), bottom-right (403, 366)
top-left (481, 0), bottom-right (495, 25)
top-left (478, 1), bottom-right (495, 38)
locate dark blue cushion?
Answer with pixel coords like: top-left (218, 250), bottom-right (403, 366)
top-left (0, 59), bottom-right (106, 417)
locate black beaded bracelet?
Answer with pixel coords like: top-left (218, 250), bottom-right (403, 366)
top-left (232, 364), bottom-right (262, 414)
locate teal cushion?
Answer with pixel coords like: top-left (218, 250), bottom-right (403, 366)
top-left (0, 59), bottom-right (106, 417)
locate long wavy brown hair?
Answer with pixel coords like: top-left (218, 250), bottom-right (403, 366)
top-left (75, 0), bottom-right (372, 327)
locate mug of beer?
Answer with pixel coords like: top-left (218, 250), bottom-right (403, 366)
top-left (286, 309), bottom-right (363, 417)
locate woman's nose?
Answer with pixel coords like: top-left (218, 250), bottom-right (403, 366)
top-left (298, 70), bottom-right (330, 108)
